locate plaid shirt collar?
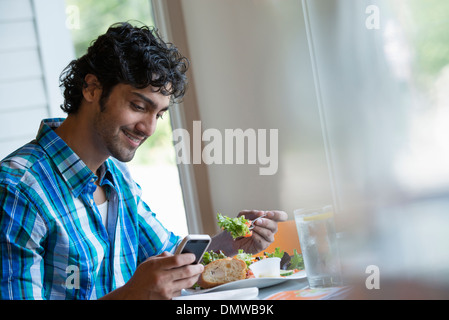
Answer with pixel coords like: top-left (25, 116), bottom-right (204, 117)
top-left (36, 118), bottom-right (112, 198)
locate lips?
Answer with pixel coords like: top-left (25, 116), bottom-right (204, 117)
top-left (122, 130), bottom-right (144, 147)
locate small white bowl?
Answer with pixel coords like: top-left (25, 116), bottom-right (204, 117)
top-left (249, 257), bottom-right (281, 278)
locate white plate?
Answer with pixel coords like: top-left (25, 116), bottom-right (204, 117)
top-left (174, 287), bottom-right (259, 300)
top-left (182, 270), bottom-right (307, 295)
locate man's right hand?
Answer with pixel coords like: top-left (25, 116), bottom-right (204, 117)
top-left (101, 251), bottom-right (204, 300)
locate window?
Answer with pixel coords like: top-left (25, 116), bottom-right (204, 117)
top-left (302, 0), bottom-right (449, 208)
top-left (303, 0), bottom-right (449, 280)
top-left (64, 0), bottom-right (188, 236)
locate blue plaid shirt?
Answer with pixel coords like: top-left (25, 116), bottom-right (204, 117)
top-left (0, 118), bottom-right (181, 299)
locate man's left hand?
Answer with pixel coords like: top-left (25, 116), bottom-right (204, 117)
top-left (234, 210), bottom-right (287, 254)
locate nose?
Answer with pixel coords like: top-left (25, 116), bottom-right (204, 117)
top-left (136, 114), bottom-right (157, 138)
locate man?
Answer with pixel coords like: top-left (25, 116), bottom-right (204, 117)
top-left (0, 22), bottom-right (286, 300)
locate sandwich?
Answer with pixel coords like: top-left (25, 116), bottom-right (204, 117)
top-left (197, 257), bottom-right (248, 289)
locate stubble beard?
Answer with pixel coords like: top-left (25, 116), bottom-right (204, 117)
top-left (93, 108), bottom-right (138, 163)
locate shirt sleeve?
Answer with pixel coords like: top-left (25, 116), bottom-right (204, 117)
top-left (0, 184), bottom-right (47, 300)
top-left (134, 182), bottom-right (182, 264)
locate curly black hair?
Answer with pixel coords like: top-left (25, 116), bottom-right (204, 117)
top-left (59, 22), bottom-right (189, 114)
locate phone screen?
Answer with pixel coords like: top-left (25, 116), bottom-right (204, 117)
top-left (181, 239), bottom-right (210, 264)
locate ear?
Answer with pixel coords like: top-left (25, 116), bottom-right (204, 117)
top-left (82, 74), bottom-right (102, 102)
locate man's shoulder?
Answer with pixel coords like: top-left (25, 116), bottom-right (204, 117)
top-left (0, 140), bottom-right (48, 186)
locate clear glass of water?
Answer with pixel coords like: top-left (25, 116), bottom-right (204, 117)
top-left (294, 206), bottom-right (342, 288)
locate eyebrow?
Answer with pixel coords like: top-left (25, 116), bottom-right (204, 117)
top-left (131, 91), bottom-right (169, 111)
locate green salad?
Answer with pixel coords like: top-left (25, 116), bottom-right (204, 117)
top-left (201, 250), bottom-right (227, 265)
top-left (201, 247), bottom-right (304, 272)
top-left (262, 247), bottom-right (304, 270)
top-left (217, 213), bottom-right (252, 239)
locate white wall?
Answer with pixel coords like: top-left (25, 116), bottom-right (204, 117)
top-left (180, 0), bottom-right (333, 227)
top-left (0, 0), bottom-right (74, 159)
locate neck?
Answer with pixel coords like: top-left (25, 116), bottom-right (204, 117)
top-left (55, 113), bottom-right (108, 174)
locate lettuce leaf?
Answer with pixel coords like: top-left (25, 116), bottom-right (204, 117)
top-left (217, 213), bottom-right (251, 239)
top-left (263, 247), bottom-right (304, 270)
top-left (288, 249), bottom-right (304, 270)
top-left (236, 249), bottom-right (253, 267)
top-left (265, 247), bottom-right (284, 259)
top-left (201, 250), bottom-right (227, 265)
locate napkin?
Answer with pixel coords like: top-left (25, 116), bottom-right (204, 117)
top-left (173, 287), bottom-right (259, 300)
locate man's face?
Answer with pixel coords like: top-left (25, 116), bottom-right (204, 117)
top-left (93, 83), bottom-right (170, 162)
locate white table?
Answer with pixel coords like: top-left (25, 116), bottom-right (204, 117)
top-left (257, 277), bottom-right (309, 299)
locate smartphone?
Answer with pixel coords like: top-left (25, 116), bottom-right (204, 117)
top-left (175, 234), bottom-right (211, 264)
